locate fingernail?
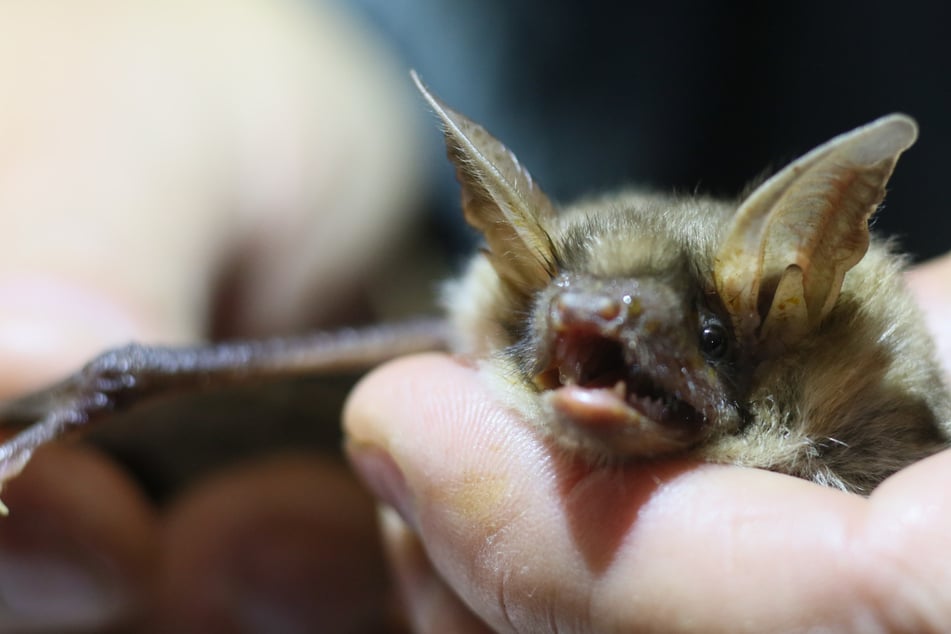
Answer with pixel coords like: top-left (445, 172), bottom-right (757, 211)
top-left (348, 446), bottom-right (417, 531)
top-left (0, 540), bottom-right (128, 629)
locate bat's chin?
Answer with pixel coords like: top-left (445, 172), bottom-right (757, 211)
top-left (533, 333), bottom-right (708, 457)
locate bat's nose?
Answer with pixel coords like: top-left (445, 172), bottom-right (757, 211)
top-left (549, 291), bottom-right (626, 335)
top-left (547, 275), bottom-right (685, 340)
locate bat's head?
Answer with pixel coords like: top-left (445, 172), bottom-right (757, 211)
top-left (413, 72), bottom-right (917, 461)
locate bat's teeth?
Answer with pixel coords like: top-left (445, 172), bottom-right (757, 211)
top-left (554, 338), bottom-right (582, 384)
top-left (629, 393), bottom-right (664, 421)
top-left (558, 366), bottom-right (576, 386)
top-left (613, 380), bottom-right (626, 398)
top-left (550, 330), bottom-right (629, 389)
top-left (555, 337), bottom-right (579, 365)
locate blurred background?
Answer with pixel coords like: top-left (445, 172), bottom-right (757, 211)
top-left (344, 0), bottom-right (951, 260)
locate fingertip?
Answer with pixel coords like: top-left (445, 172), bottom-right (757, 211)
top-left (343, 353), bottom-right (468, 441)
top-left (344, 354), bottom-right (485, 532)
top-left (344, 352), bottom-right (535, 468)
top-left (344, 352), bottom-right (547, 534)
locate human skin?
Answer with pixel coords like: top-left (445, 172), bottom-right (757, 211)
top-left (0, 0), bottom-right (420, 631)
top-left (344, 254), bottom-right (951, 633)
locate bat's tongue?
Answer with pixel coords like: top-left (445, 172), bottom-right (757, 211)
top-left (548, 383), bottom-right (700, 455)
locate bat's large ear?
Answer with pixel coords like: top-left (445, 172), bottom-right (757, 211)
top-left (412, 71), bottom-right (558, 297)
top-left (713, 114), bottom-right (918, 354)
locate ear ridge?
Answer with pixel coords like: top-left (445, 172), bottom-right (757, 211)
top-left (714, 114), bottom-right (918, 351)
top-left (411, 71), bottom-right (557, 295)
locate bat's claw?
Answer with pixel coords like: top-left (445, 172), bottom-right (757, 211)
top-left (0, 437), bottom-right (38, 516)
top-left (0, 397), bottom-right (95, 513)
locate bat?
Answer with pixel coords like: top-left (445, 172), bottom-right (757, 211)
top-left (0, 72), bottom-right (946, 510)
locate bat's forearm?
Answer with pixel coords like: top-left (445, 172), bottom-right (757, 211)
top-left (0, 317), bottom-right (449, 494)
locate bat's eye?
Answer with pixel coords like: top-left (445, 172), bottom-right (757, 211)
top-left (700, 321), bottom-right (730, 360)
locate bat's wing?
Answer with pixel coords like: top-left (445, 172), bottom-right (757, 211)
top-left (0, 318), bottom-right (449, 507)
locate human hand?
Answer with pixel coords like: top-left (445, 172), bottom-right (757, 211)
top-left (345, 256), bottom-right (951, 633)
top-left (908, 253), bottom-right (951, 385)
top-left (0, 1), bottom-right (421, 631)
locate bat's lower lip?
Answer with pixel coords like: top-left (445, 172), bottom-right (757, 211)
top-left (546, 384), bottom-right (703, 455)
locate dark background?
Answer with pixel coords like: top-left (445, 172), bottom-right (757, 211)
top-left (348, 0), bottom-right (951, 261)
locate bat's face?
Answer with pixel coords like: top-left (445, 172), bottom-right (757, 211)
top-left (415, 72), bottom-right (946, 485)
top-left (512, 197), bottom-right (746, 458)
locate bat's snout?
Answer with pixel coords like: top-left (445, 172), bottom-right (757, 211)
top-left (531, 276), bottom-right (711, 457)
top-left (549, 291), bottom-right (627, 336)
top-left (547, 276), bottom-right (683, 342)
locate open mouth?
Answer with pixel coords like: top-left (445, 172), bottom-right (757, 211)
top-left (533, 332), bottom-right (706, 447)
